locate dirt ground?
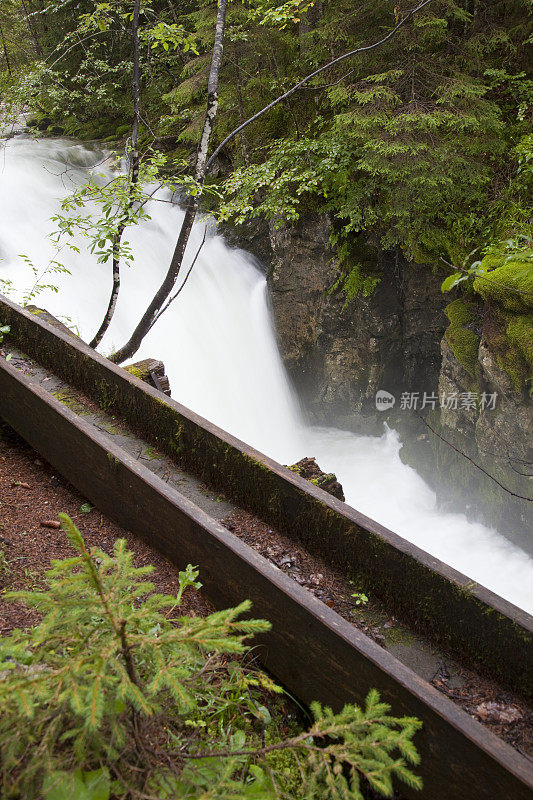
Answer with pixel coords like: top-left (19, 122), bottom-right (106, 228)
top-left (0, 421), bottom-right (212, 634)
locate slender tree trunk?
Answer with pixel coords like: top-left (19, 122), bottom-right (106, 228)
top-left (90, 0), bottom-right (141, 350)
top-left (110, 0), bottom-right (228, 363)
top-left (0, 25), bottom-right (12, 76)
top-left (234, 50), bottom-right (250, 166)
top-left (89, 224), bottom-right (126, 349)
top-left (21, 0), bottom-right (42, 57)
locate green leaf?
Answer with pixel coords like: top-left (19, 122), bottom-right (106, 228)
top-left (254, 704), bottom-right (271, 725)
top-left (43, 770), bottom-right (90, 800)
top-left (441, 272), bottom-right (466, 291)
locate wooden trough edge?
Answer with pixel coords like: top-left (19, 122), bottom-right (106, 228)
top-left (1, 358), bottom-right (532, 800)
top-left (0, 294), bottom-right (531, 700)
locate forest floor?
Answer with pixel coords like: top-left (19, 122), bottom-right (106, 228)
top-left (0, 420), bottom-right (212, 634)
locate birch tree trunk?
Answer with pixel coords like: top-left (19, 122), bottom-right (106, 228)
top-left (110, 0), bottom-right (228, 363)
top-left (89, 0), bottom-right (141, 349)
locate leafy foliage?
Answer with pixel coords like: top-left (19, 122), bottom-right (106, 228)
top-left (0, 515), bottom-right (422, 799)
top-left (2, 0), bottom-right (530, 309)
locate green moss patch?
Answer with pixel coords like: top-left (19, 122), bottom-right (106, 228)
top-left (474, 255), bottom-right (533, 314)
top-left (444, 299), bottom-right (480, 378)
top-left (507, 314), bottom-right (533, 376)
top-left (483, 308), bottom-right (533, 392)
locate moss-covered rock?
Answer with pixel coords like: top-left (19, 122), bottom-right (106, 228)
top-left (507, 314), bottom-right (533, 377)
top-left (483, 308), bottom-right (533, 392)
top-left (473, 254), bottom-right (533, 313)
top-left (115, 124), bottom-right (131, 138)
top-left (443, 299), bottom-right (480, 379)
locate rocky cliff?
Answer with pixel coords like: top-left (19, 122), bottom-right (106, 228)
top-left (267, 214), bottom-right (448, 431)
top-left (431, 266), bottom-right (532, 549)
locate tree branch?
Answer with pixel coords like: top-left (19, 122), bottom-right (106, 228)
top-left (148, 225), bottom-right (207, 331)
top-left (205, 0), bottom-right (435, 172)
top-left (418, 414), bottom-right (532, 501)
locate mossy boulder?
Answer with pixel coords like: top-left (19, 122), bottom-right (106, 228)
top-left (473, 254), bottom-right (533, 313)
top-left (115, 124), bottom-right (131, 138)
top-left (507, 315), bottom-right (533, 374)
top-left (469, 254), bottom-right (533, 391)
top-left (443, 299), bottom-right (480, 378)
top-left (287, 456), bottom-right (345, 501)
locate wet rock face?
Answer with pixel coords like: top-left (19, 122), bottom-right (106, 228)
top-left (432, 307), bottom-right (532, 550)
top-left (268, 214), bottom-right (447, 430)
top-left (287, 456), bottom-right (345, 502)
top-left (475, 339), bottom-right (532, 468)
top-left (219, 216), bottom-right (273, 269)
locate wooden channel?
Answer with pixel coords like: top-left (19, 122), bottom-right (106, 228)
top-left (1, 339), bottom-right (532, 798)
top-left (0, 294), bottom-right (531, 700)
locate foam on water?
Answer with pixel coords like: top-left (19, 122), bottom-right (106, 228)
top-left (1, 135), bottom-right (532, 612)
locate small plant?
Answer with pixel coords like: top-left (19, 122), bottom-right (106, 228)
top-left (0, 548), bottom-right (11, 576)
top-left (0, 324), bottom-right (12, 362)
top-left (0, 516), bottom-right (422, 799)
top-left (351, 592), bottom-right (369, 607)
top-left (17, 253), bottom-right (72, 306)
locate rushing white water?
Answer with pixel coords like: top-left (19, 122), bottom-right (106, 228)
top-left (1, 135), bottom-right (532, 612)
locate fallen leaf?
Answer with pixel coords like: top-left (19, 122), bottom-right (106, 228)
top-left (475, 702), bottom-right (523, 724)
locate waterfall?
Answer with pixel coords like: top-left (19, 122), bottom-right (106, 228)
top-left (1, 135), bottom-right (532, 613)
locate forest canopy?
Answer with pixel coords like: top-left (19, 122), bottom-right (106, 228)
top-left (1, 0), bottom-right (532, 305)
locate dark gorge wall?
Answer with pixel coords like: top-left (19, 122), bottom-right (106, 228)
top-left (267, 214), bottom-right (448, 431)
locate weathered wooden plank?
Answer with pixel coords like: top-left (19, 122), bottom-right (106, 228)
top-left (1, 359), bottom-right (532, 800)
top-left (0, 294), bottom-right (531, 698)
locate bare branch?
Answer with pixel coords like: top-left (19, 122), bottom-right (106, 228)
top-left (418, 414), bottom-right (532, 501)
top-left (205, 0), bottom-right (435, 172)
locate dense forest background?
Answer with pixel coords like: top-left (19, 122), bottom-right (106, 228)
top-left (1, 0), bottom-right (531, 270)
